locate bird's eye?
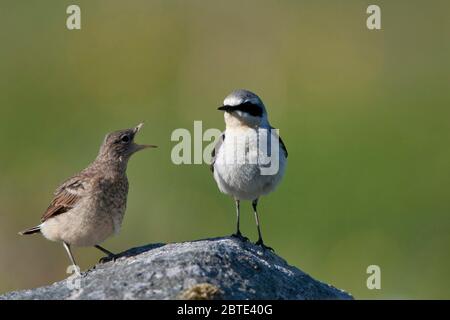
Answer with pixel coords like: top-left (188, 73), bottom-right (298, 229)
top-left (121, 135), bottom-right (130, 143)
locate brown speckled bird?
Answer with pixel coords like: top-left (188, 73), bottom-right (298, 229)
top-left (19, 123), bottom-right (156, 274)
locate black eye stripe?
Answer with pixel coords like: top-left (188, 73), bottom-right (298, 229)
top-left (229, 101), bottom-right (263, 117)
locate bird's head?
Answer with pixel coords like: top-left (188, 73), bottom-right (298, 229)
top-left (218, 90), bottom-right (268, 128)
top-left (97, 123), bottom-right (157, 163)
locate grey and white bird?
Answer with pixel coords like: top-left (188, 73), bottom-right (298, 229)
top-left (19, 123), bottom-right (156, 274)
top-left (211, 90), bottom-right (287, 250)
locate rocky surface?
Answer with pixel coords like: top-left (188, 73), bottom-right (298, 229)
top-left (0, 237), bottom-right (352, 300)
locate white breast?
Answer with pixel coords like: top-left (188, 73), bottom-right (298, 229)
top-left (213, 126), bottom-right (286, 201)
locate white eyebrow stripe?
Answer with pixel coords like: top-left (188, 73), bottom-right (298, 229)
top-left (223, 96), bottom-right (244, 107)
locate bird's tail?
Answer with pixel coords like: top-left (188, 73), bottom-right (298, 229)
top-left (18, 225), bottom-right (41, 235)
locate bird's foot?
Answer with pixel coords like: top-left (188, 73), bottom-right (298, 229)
top-left (98, 254), bottom-right (119, 264)
top-left (255, 239), bottom-right (274, 252)
top-left (231, 232), bottom-right (249, 242)
top-left (68, 265), bottom-right (82, 277)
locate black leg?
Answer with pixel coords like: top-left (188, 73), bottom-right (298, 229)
top-left (95, 245), bottom-right (118, 263)
top-left (252, 199), bottom-right (274, 251)
top-left (231, 199), bottom-right (249, 241)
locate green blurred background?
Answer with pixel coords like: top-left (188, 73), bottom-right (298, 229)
top-left (0, 0), bottom-right (449, 299)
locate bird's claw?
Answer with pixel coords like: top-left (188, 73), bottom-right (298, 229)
top-left (99, 254), bottom-right (118, 264)
top-left (231, 232), bottom-right (249, 242)
top-left (255, 239), bottom-right (274, 252)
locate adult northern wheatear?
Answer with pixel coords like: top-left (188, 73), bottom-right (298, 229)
top-left (211, 90), bottom-right (288, 250)
top-left (19, 123), bottom-right (156, 274)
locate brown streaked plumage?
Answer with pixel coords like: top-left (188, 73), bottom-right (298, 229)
top-left (19, 123), bottom-right (157, 275)
top-left (41, 179), bottom-right (84, 222)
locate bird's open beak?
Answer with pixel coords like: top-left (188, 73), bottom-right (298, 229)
top-left (134, 122), bottom-right (145, 133)
top-left (133, 144), bottom-right (158, 152)
top-left (132, 122), bottom-right (157, 152)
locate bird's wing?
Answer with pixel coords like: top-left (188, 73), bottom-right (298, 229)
top-left (279, 136), bottom-right (288, 158)
top-left (40, 175), bottom-right (89, 222)
top-left (269, 127), bottom-right (288, 159)
top-left (210, 132), bottom-right (225, 173)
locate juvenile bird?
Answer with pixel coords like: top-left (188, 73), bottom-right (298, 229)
top-left (211, 90), bottom-right (288, 251)
top-left (19, 123), bottom-right (156, 274)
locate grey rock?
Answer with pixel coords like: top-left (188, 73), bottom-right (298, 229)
top-left (0, 237), bottom-right (352, 300)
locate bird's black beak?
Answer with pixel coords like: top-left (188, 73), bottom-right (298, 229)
top-left (218, 105), bottom-right (235, 112)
